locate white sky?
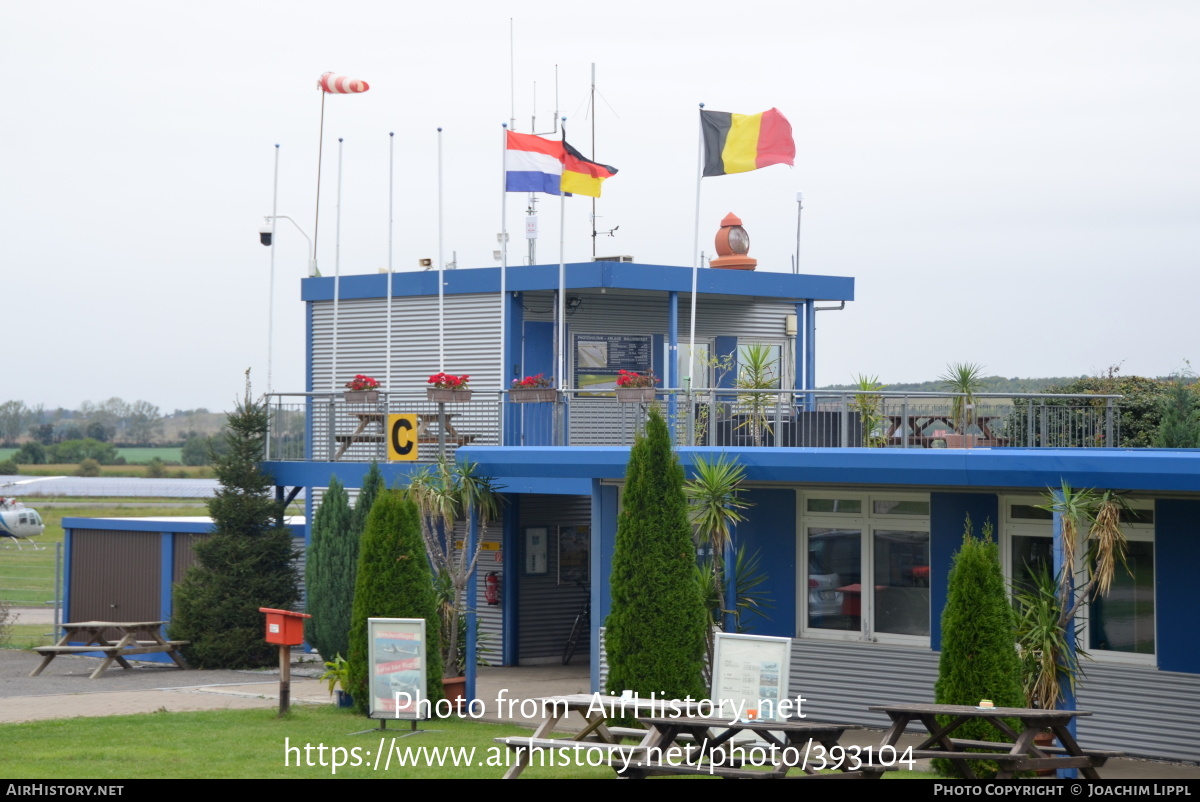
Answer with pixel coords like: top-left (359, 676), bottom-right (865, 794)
top-left (4, 1), bottom-right (1197, 412)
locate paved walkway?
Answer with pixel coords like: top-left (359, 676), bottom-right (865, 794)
top-left (1, 649), bottom-right (1196, 779)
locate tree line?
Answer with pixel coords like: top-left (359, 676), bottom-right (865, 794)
top-left (0, 398), bottom-right (225, 447)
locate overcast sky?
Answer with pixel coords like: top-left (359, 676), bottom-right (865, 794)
top-left (4, 1), bottom-right (1196, 412)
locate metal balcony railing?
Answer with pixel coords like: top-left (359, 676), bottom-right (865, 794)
top-left (263, 389), bottom-right (1123, 462)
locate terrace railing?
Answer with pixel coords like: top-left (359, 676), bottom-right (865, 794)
top-left (263, 389), bottom-right (1122, 462)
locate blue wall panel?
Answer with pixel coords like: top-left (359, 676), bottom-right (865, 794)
top-left (734, 488), bottom-right (797, 638)
top-left (1155, 499), bottom-right (1200, 674)
top-left (930, 492), bottom-right (999, 651)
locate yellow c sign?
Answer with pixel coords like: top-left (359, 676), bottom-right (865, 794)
top-left (387, 414), bottom-right (418, 461)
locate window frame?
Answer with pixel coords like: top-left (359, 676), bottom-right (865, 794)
top-left (797, 490), bottom-right (931, 647)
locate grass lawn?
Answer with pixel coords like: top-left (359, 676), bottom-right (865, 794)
top-left (15, 463), bottom-right (212, 478)
top-left (0, 705), bottom-right (936, 779)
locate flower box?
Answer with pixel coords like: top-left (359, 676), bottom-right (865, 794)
top-left (509, 389), bottom-right (558, 403)
top-left (427, 388), bottom-right (473, 403)
top-left (615, 388), bottom-right (655, 403)
top-left (343, 391), bottom-right (380, 404)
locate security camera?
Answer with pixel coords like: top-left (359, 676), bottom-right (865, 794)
top-left (259, 224), bottom-right (273, 247)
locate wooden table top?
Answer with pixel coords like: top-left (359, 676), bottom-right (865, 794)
top-left (869, 703), bottom-right (1092, 719)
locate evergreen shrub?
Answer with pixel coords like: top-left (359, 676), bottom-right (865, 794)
top-left (933, 516), bottom-right (1025, 778)
top-left (347, 490), bottom-right (444, 715)
top-left (605, 407), bottom-right (707, 704)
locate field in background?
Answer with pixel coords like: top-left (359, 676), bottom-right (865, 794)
top-left (0, 446), bottom-right (185, 464)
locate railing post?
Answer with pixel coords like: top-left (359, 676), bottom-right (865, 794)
top-left (1027, 401), bottom-right (1035, 448)
top-left (902, 396), bottom-right (910, 449)
top-left (264, 396), bottom-right (273, 460)
top-left (325, 398), bottom-right (335, 461)
top-left (1105, 398), bottom-right (1114, 447)
top-left (840, 392), bottom-right (849, 447)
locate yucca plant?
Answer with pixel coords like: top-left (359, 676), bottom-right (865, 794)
top-left (735, 344), bottom-right (779, 446)
top-left (408, 457), bottom-right (504, 677)
top-left (939, 362), bottom-right (985, 433)
top-left (1014, 563), bottom-right (1086, 709)
top-left (850, 374), bottom-right (887, 447)
top-left (684, 454), bottom-right (750, 560)
top-left (1023, 483), bottom-right (1132, 708)
top-left (695, 545), bottom-right (773, 685)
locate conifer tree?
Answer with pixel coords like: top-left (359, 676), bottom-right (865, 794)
top-left (933, 517), bottom-right (1025, 778)
top-left (605, 407), bottom-right (707, 702)
top-left (1152, 381), bottom-right (1200, 448)
top-left (305, 464), bottom-right (384, 660)
top-left (171, 381), bottom-right (299, 668)
top-left (347, 489), bottom-right (444, 715)
top-left (305, 476), bottom-right (352, 658)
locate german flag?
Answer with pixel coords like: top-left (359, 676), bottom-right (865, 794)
top-left (701, 108), bottom-right (795, 177)
top-left (561, 139), bottom-right (618, 198)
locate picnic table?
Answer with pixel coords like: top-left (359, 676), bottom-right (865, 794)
top-left (869, 702), bottom-right (1119, 779)
top-left (29, 621), bottom-right (189, 679)
top-left (333, 411), bottom-right (476, 460)
top-left (495, 693), bottom-right (706, 779)
top-left (623, 715), bottom-right (882, 779)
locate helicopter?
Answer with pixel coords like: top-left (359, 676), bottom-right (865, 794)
top-left (0, 496), bottom-right (46, 550)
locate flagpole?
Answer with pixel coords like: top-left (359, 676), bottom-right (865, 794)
top-left (387, 132), bottom-right (395, 391)
top-left (332, 136), bottom-right (343, 391)
top-left (268, 143), bottom-right (279, 395)
top-left (500, 125), bottom-right (509, 393)
top-left (689, 103), bottom-right (705, 391)
top-left (438, 127), bottom-right (445, 373)
top-left (558, 122), bottom-right (567, 390)
top-left (314, 89), bottom-right (325, 259)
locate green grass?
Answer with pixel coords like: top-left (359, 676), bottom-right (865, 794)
top-left (2, 622), bottom-right (57, 649)
top-left (15, 464), bottom-right (212, 478)
top-left (0, 706), bottom-right (936, 779)
top-left (0, 447), bottom-right (184, 465)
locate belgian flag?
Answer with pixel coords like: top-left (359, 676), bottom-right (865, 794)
top-left (701, 108), bottom-right (795, 177)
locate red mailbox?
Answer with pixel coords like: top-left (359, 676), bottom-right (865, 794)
top-left (259, 607), bottom-right (311, 646)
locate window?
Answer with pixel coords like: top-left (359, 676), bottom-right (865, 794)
top-left (799, 492), bottom-right (931, 644)
top-left (1003, 496), bottom-right (1155, 662)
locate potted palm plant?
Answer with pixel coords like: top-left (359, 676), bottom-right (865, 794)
top-left (319, 654), bottom-right (353, 708)
top-left (1016, 484), bottom-right (1131, 710)
top-left (939, 362), bottom-right (985, 436)
top-left (735, 344), bottom-right (778, 446)
top-left (408, 458), bottom-right (503, 696)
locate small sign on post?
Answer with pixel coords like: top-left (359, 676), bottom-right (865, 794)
top-left (259, 607), bottom-right (311, 717)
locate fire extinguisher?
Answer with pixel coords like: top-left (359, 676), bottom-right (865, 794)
top-left (485, 572), bottom-right (501, 606)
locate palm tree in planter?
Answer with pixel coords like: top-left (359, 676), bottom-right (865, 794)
top-left (735, 344), bottom-right (779, 446)
top-left (684, 454), bottom-right (754, 680)
top-left (939, 362), bottom-right (985, 435)
top-left (408, 458), bottom-right (503, 687)
top-left (1017, 484), bottom-right (1132, 709)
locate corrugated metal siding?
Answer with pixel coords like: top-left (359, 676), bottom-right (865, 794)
top-left (523, 290), bottom-right (797, 445)
top-left (468, 519), bottom-right (505, 665)
top-left (523, 290), bottom-right (796, 342)
top-left (1076, 662), bottom-right (1200, 762)
top-left (172, 532), bottom-right (208, 581)
top-left (518, 494), bottom-right (591, 664)
top-left (69, 530), bottom-right (162, 631)
top-left (785, 640), bottom-right (1200, 763)
top-left (311, 294), bottom-right (503, 391)
top-left (788, 640), bottom-right (939, 727)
